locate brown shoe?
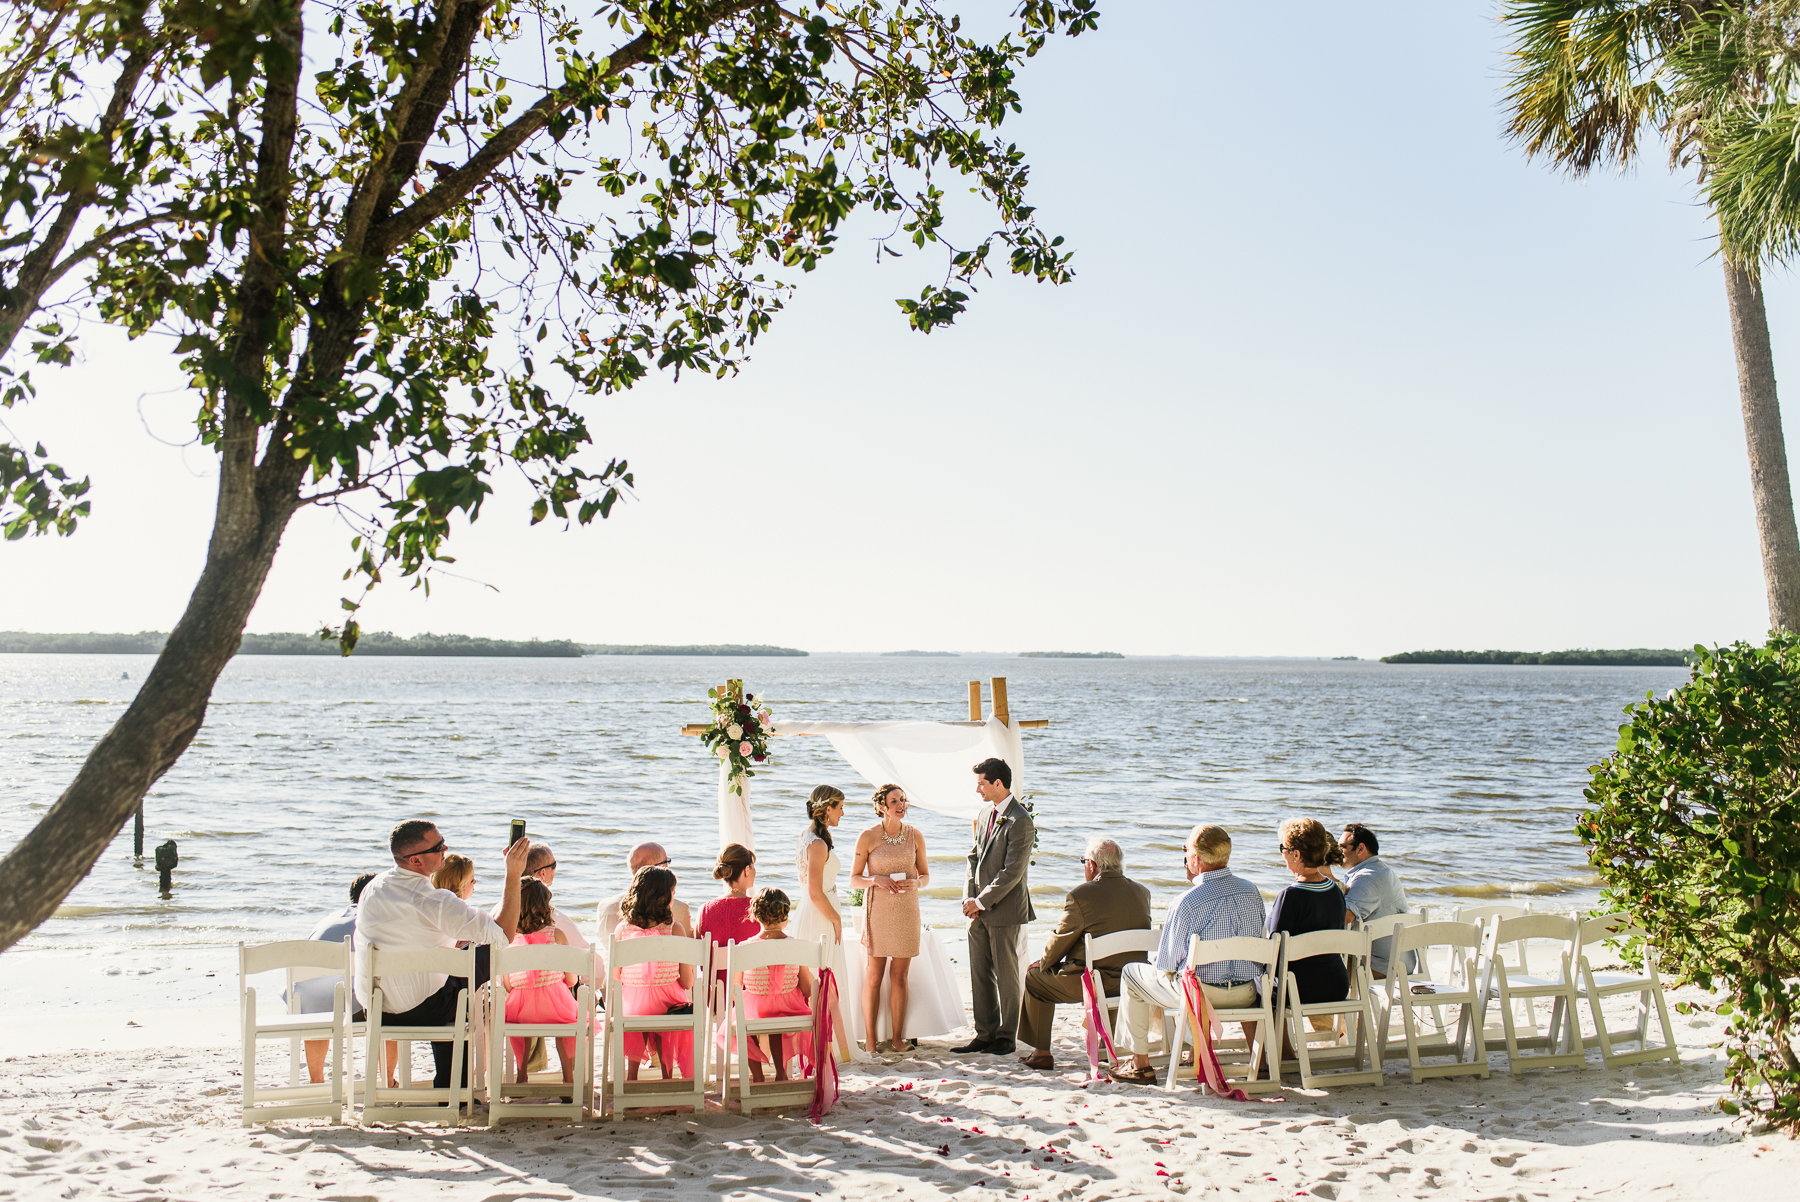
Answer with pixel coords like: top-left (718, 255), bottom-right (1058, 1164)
top-left (1019, 1051), bottom-right (1055, 1070)
top-left (1106, 1064), bottom-right (1159, 1085)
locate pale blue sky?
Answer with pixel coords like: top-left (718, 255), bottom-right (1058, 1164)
top-left (4, 2), bottom-right (1791, 656)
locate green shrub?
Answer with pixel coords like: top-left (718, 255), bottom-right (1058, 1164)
top-left (1582, 633), bottom-right (1800, 1131)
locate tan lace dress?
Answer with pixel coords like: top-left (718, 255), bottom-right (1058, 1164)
top-left (861, 826), bottom-right (921, 959)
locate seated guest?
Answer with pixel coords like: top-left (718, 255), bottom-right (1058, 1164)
top-left (1339, 822), bottom-right (1417, 979)
top-left (598, 842), bottom-right (691, 935)
top-left (354, 821), bottom-right (530, 1089)
top-left (1018, 837), bottom-right (1152, 1071)
top-left (696, 844), bottom-right (760, 971)
top-left (1269, 818), bottom-right (1350, 1009)
top-left (504, 879), bottom-right (581, 1090)
top-left (1110, 824), bottom-right (1265, 1085)
top-left (526, 843), bottom-right (590, 952)
top-left (296, 872), bottom-right (376, 1085)
top-left (612, 866), bottom-right (695, 1081)
top-left (431, 854), bottom-right (476, 900)
top-left (735, 888), bottom-right (817, 1081)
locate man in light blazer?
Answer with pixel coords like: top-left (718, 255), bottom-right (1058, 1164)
top-left (955, 756), bottom-right (1036, 1055)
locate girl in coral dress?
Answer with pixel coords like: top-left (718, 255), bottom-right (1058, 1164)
top-left (612, 865), bottom-right (695, 1081)
top-left (503, 878), bottom-right (580, 1087)
top-left (737, 888), bottom-right (817, 1081)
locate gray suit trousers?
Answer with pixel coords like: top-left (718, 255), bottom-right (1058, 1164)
top-left (968, 915), bottom-right (1023, 1042)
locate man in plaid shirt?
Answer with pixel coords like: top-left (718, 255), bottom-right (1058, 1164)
top-left (1109, 823), bottom-right (1266, 1084)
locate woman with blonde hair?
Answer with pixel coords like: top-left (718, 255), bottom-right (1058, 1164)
top-left (849, 783), bottom-right (929, 1054)
top-left (430, 853), bottom-right (475, 900)
top-left (1267, 818), bottom-right (1350, 1007)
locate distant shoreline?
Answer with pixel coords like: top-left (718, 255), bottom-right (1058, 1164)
top-left (581, 644), bottom-right (808, 657)
top-left (1381, 647), bottom-right (1694, 667)
top-left (1, 631), bottom-right (584, 657)
top-left (1019, 650), bottom-right (1124, 659)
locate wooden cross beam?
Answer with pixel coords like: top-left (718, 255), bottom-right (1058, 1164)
top-left (679, 675), bottom-right (1049, 736)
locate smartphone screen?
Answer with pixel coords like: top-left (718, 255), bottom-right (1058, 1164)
top-left (509, 818), bottom-right (526, 847)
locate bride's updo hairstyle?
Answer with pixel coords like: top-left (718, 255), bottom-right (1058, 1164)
top-left (1279, 817), bottom-right (1345, 871)
top-left (806, 784), bottom-right (845, 851)
top-left (713, 843), bottom-right (754, 885)
top-left (871, 783), bottom-right (904, 814)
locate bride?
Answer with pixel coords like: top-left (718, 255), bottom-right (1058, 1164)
top-left (796, 783), bottom-right (966, 1057)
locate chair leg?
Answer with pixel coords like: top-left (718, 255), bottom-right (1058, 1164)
top-left (1497, 984), bottom-right (1522, 1078)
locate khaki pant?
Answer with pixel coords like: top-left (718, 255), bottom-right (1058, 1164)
top-left (1019, 966), bottom-right (1119, 1051)
top-left (1113, 962), bottom-right (1256, 1056)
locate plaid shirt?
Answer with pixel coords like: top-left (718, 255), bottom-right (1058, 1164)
top-left (1155, 867), bottom-right (1267, 984)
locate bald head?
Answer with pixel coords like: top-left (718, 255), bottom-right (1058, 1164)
top-left (629, 842), bottom-right (669, 873)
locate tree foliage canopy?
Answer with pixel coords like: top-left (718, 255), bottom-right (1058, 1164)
top-left (1583, 633), bottom-right (1800, 1131)
top-left (0, 0), bottom-right (1096, 630)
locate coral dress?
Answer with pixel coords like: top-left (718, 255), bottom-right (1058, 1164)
top-left (613, 921), bottom-right (694, 1078)
top-left (503, 928), bottom-right (578, 1068)
top-left (740, 933), bottom-right (816, 1074)
top-left (861, 826), bottom-right (922, 959)
top-left (696, 895), bottom-right (760, 984)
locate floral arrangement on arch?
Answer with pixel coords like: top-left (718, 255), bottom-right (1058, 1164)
top-left (704, 680), bottom-right (772, 796)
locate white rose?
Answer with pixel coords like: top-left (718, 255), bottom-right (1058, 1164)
top-left (715, 745), bottom-right (729, 759)
top-left (728, 724), bottom-right (743, 740)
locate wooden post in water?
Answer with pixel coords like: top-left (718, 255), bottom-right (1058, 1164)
top-left (967, 680), bottom-right (982, 721)
top-left (991, 676), bottom-right (1010, 727)
top-left (133, 802), bottom-right (144, 859)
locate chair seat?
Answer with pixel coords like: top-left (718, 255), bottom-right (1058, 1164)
top-left (1503, 972), bottom-right (1566, 988)
top-left (742, 1016), bottom-right (814, 1035)
top-left (620, 1014), bottom-right (698, 1032)
top-left (1581, 971), bottom-right (1651, 991)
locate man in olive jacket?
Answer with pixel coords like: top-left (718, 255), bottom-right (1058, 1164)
top-left (1018, 837), bottom-right (1153, 1069)
top-left (955, 757), bottom-right (1036, 1055)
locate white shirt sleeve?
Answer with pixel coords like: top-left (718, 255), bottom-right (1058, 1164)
top-left (428, 890), bottom-right (509, 947)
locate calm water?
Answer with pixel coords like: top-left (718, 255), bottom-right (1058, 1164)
top-left (0, 654), bottom-right (1688, 957)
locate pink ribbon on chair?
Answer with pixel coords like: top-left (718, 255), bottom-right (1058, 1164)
top-left (1179, 969), bottom-right (1279, 1102)
top-left (1080, 968), bottom-right (1121, 1080)
top-left (809, 968), bottom-right (840, 1121)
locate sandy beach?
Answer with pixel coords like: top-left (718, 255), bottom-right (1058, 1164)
top-left (3, 968), bottom-right (1793, 1202)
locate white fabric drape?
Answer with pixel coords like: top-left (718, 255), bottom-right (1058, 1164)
top-left (768, 717), bottom-right (1024, 820)
top-left (717, 761), bottom-right (756, 854)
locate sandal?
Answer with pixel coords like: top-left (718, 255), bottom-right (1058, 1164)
top-left (1106, 1064), bottom-right (1159, 1085)
top-left (875, 1040), bottom-right (901, 1054)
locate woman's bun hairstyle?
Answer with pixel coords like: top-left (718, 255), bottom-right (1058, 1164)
top-left (713, 842), bottom-right (755, 883)
top-left (751, 887), bottom-right (793, 925)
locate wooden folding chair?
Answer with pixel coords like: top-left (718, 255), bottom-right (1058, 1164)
top-left (1574, 913), bottom-right (1678, 1068)
top-left (486, 942), bottom-right (597, 1124)
top-left (601, 933), bottom-right (709, 1116)
top-left (722, 936), bottom-right (831, 1114)
top-left (1279, 929), bottom-right (1383, 1088)
top-left (362, 944), bottom-right (478, 1126)
top-left (1163, 934), bottom-right (1283, 1095)
top-left (1082, 927), bottom-right (1159, 1063)
top-left (238, 940), bottom-right (349, 1126)
top-left (1480, 913), bottom-right (1585, 1076)
top-left (1386, 921), bottom-right (1492, 1084)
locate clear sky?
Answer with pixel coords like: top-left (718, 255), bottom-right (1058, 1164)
top-left (4, 2), bottom-right (1793, 657)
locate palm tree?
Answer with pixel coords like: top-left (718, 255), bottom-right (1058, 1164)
top-left (1501, 0), bottom-right (1800, 629)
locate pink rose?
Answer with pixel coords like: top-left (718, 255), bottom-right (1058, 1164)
top-left (739, 741), bottom-right (753, 756)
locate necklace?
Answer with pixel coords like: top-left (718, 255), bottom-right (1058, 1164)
top-left (879, 824), bottom-right (908, 845)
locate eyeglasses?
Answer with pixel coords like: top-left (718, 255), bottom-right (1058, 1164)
top-left (653, 858), bottom-right (672, 868)
top-left (1081, 857), bottom-right (1097, 866)
top-left (533, 862), bottom-right (557, 874)
top-left (1278, 845), bottom-right (1299, 854)
top-left (405, 839), bottom-right (446, 860)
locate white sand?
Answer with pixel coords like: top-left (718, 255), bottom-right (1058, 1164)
top-left (3, 975), bottom-right (1795, 1201)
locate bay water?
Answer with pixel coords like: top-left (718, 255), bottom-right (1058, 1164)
top-left (0, 653), bottom-right (1688, 1011)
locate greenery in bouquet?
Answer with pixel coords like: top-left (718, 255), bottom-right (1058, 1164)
top-left (704, 681), bottom-right (772, 796)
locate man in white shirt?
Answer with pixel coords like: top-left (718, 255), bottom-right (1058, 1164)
top-left (354, 820), bottom-right (531, 1088)
top-left (596, 842), bottom-right (691, 936)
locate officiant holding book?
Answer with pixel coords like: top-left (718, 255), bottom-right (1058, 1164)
top-left (954, 757), bottom-right (1036, 1055)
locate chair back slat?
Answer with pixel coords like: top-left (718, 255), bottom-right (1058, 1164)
top-left (1395, 920), bottom-right (1484, 952)
top-left (1282, 928), bottom-right (1370, 961)
top-left (1454, 903), bottom-right (1530, 925)
top-left (726, 937), bottom-right (823, 972)
top-left (1361, 912), bottom-right (1423, 941)
top-left (608, 934), bottom-right (707, 969)
top-left (493, 942), bottom-right (594, 983)
top-left (1493, 914), bottom-right (1578, 945)
top-left (1578, 912), bottom-right (1642, 948)
top-left (1187, 934), bottom-right (1282, 969)
top-left (241, 939), bottom-right (349, 977)
top-left (1085, 927), bottom-right (1159, 963)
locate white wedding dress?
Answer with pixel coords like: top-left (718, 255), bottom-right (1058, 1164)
top-left (795, 826), bottom-right (966, 1048)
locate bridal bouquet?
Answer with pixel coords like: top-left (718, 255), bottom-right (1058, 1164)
top-left (703, 680), bottom-right (772, 796)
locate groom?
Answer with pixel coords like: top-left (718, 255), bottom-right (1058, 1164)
top-left (955, 757), bottom-right (1036, 1055)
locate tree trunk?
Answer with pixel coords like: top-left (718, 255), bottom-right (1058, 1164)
top-left (1723, 260), bottom-right (1800, 631)
top-left (0, 451), bottom-right (304, 953)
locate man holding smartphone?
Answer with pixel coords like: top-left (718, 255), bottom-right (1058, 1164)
top-left (354, 821), bottom-right (532, 1089)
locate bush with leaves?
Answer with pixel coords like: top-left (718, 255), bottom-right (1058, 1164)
top-left (0, 0), bottom-right (1099, 952)
top-left (1582, 632), bottom-right (1800, 1132)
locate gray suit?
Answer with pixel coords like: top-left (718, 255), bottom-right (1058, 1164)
top-left (965, 795), bottom-right (1036, 1042)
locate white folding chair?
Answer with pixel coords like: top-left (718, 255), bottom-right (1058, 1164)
top-left (1361, 912), bottom-right (1427, 1058)
top-left (1479, 913), bottom-right (1585, 1075)
top-left (1081, 928), bottom-right (1159, 1062)
top-left (601, 933), bottom-right (709, 1116)
top-left (1574, 913), bottom-right (1678, 1068)
top-left (1455, 903), bottom-right (1539, 1038)
top-left (363, 944), bottom-right (478, 1126)
top-left (486, 942), bottom-right (598, 1124)
top-left (1279, 929), bottom-right (1383, 1088)
top-left (1163, 934), bottom-right (1283, 1095)
top-left (238, 940), bottom-right (348, 1126)
top-left (708, 940), bottom-right (735, 1102)
top-left (1386, 921), bottom-right (1492, 1084)
top-left (723, 936), bottom-right (831, 1114)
